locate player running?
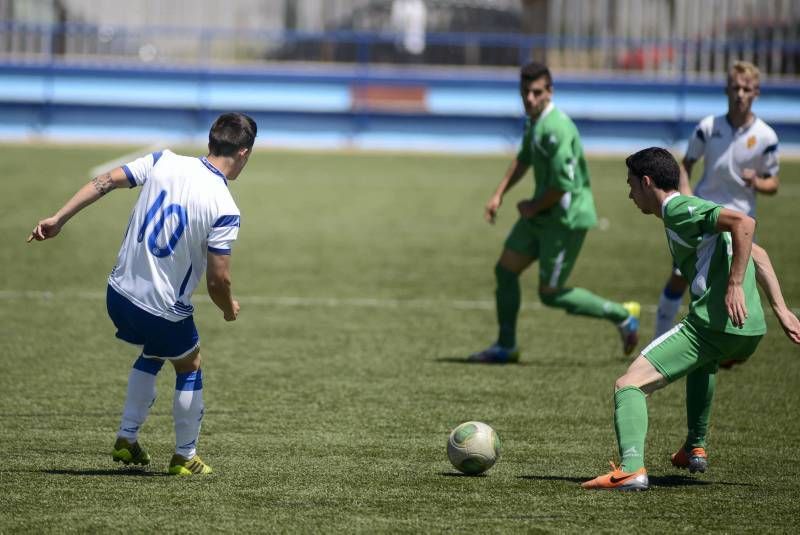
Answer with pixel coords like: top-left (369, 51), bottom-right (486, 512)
top-left (582, 147), bottom-right (800, 491)
top-left (469, 61), bottom-right (640, 364)
top-left (654, 61), bottom-right (780, 348)
top-left (28, 113), bottom-right (256, 475)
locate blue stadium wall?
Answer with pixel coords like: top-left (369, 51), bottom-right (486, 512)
top-left (1, 63), bottom-right (799, 154)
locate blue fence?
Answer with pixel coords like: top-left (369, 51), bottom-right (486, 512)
top-left (1, 62), bottom-right (799, 154)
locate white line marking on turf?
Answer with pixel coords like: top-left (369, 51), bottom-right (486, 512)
top-left (0, 290), bottom-right (652, 314)
top-left (88, 142), bottom-right (165, 178)
top-left (5, 289), bottom-right (798, 315)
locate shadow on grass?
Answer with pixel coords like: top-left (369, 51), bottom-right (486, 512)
top-left (519, 474), bottom-right (586, 484)
top-left (438, 471), bottom-right (487, 478)
top-left (434, 357), bottom-right (531, 366)
top-left (43, 468), bottom-right (169, 477)
top-left (648, 475), bottom-right (756, 488)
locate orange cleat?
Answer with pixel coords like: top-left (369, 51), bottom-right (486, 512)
top-left (582, 461), bottom-right (649, 491)
top-left (671, 446), bottom-right (708, 473)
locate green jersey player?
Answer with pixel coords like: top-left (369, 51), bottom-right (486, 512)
top-left (469, 62), bottom-right (640, 363)
top-left (583, 147), bottom-right (800, 491)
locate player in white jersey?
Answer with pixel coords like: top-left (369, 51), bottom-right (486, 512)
top-left (28, 113), bottom-right (257, 475)
top-left (654, 61), bottom-right (781, 343)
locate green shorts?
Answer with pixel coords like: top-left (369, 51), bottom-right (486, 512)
top-left (642, 318), bottom-right (762, 382)
top-left (504, 218), bottom-right (586, 288)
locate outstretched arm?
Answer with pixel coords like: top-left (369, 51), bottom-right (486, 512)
top-left (27, 168), bottom-right (131, 242)
top-left (751, 244), bottom-right (800, 344)
top-left (716, 208), bottom-right (756, 328)
top-left (484, 158), bottom-right (530, 224)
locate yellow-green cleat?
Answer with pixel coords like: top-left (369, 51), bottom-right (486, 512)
top-left (618, 301), bottom-right (641, 356)
top-left (168, 454), bottom-right (213, 476)
top-left (112, 437), bottom-right (151, 466)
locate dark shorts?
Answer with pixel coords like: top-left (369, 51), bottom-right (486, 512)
top-left (106, 285), bottom-right (199, 359)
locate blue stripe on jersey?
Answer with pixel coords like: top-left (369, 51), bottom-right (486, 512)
top-left (763, 143), bottom-right (778, 154)
top-left (695, 128), bottom-right (705, 142)
top-left (122, 165), bottom-right (136, 188)
top-left (171, 304), bottom-right (194, 315)
top-left (172, 302), bottom-right (194, 312)
top-left (176, 370), bottom-right (203, 391)
top-left (178, 265), bottom-right (193, 297)
top-left (199, 157), bottom-right (227, 185)
top-left (152, 151), bottom-right (163, 165)
top-left (133, 355), bottom-right (164, 375)
top-left (208, 246), bottom-right (231, 255)
top-left (213, 215), bottom-right (240, 228)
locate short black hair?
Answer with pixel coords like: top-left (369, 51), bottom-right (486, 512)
top-left (208, 113), bottom-right (257, 157)
top-left (625, 147), bottom-right (680, 191)
top-left (520, 61), bottom-right (552, 87)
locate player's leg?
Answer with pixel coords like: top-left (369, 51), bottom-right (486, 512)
top-left (536, 229), bottom-right (640, 355)
top-left (671, 363), bottom-right (715, 473)
top-left (469, 219), bottom-right (537, 363)
top-left (583, 321), bottom-right (709, 490)
top-left (107, 286), bottom-right (162, 465)
top-left (113, 354), bottom-right (164, 465)
top-left (581, 355), bottom-right (665, 491)
top-left (168, 347), bottom-right (212, 475)
top-left (672, 331), bottom-right (762, 473)
top-left (655, 269), bottom-right (687, 338)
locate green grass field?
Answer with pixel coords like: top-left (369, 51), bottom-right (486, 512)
top-left (1, 145), bottom-right (799, 532)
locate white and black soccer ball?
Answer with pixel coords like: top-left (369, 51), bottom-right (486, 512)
top-left (447, 421), bottom-right (501, 475)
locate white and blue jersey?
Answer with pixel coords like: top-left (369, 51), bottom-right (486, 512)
top-left (108, 150), bottom-right (240, 322)
top-left (686, 114), bottom-right (779, 217)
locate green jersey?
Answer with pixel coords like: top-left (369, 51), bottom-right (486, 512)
top-left (662, 194), bottom-right (765, 335)
top-left (516, 103), bottom-right (597, 230)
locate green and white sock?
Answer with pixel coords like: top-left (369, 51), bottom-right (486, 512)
top-left (614, 385), bottom-right (648, 472)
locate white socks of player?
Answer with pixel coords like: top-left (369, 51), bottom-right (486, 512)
top-left (655, 287), bottom-right (684, 338)
top-left (117, 356), bottom-right (164, 441)
top-left (173, 369), bottom-right (204, 459)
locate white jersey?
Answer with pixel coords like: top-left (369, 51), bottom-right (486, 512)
top-left (108, 150), bottom-right (240, 321)
top-left (686, 114), bottom-right (779, 216)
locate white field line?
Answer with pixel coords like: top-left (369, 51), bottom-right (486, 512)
top-left (0, 289), bottom-right (660, 314)
top-left (4, 289), bottom-right (797, 315)
top-left (88, 142), bottom-right (166, 178)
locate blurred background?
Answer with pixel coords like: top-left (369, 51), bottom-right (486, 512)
top-left (1, 0), bottom-right (799, 153)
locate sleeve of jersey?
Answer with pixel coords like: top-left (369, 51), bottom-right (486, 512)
top-left (515, 120), bottom-right (533, 165)
top-left (684, 122), bottom-right (707, 161)
top-left (121, 151), bottom-right (164, 188)
top-left (758, 134), bottom-right (779, 177)
top-left (207, 214), bottom-right (240, 255)
top-left (693, 199), bottom-right (721, 235)
top-left (548, 136), bottom-right (579, 192)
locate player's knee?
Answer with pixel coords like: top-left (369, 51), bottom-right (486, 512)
top-left (495, 262), bottom-right (519, 283)
top-left (614, 375), bottom-right (632, 390)
top-left (171, 348), bottom-right (201, 373)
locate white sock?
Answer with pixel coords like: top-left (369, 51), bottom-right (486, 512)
top-left (117, 356), bottom-right (163, 441)
top-left (655, 288), bottom-right (683, 338)
top-left (173, 370), bottom-right (204, 459)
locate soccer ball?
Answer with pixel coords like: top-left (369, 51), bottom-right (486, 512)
top-left (447, 421), bottom-right (501, 475)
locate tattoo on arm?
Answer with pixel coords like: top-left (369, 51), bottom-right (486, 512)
top-left (92, 173), bottom-right (114, 196)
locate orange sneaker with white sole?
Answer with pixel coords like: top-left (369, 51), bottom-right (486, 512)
top-left (671, 446), bottom-right (708, 473)
top-left (582, 461), bottom-right (649, 491)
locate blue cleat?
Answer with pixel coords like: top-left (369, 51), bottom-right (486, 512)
top-left (468, 343), bottom-right (520, 364)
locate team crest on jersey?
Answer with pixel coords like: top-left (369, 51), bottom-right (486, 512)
top-left (747, 135), bottom-right (756, 149)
